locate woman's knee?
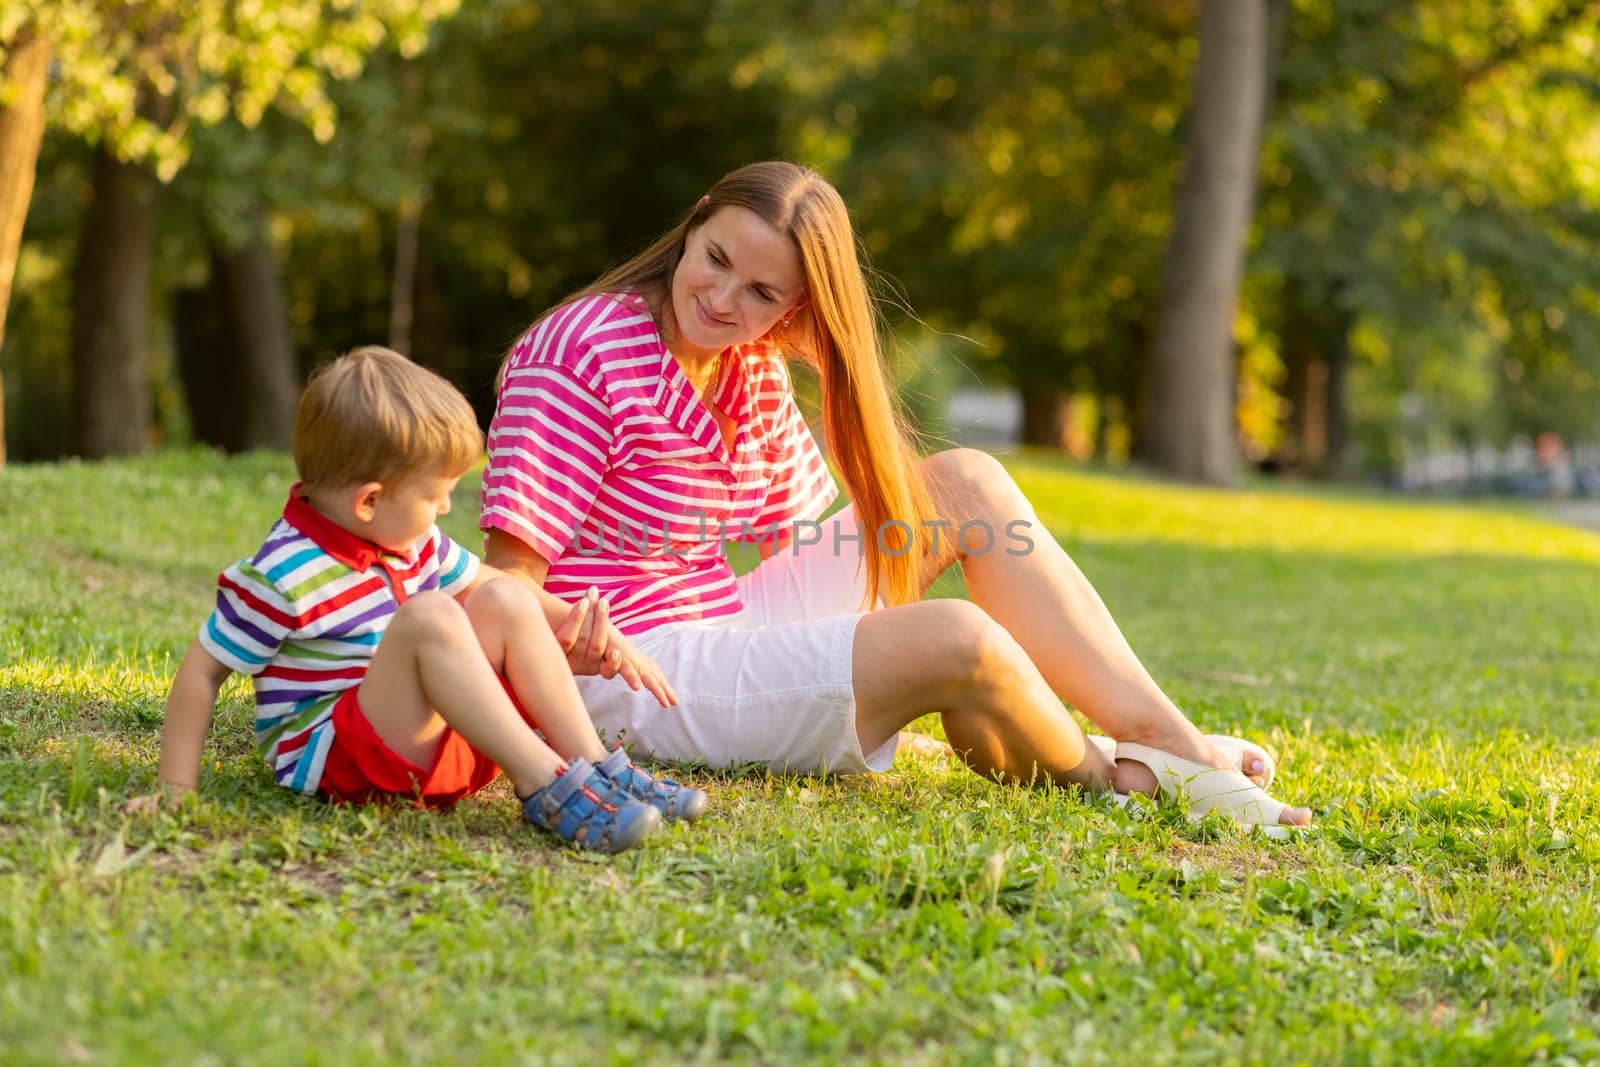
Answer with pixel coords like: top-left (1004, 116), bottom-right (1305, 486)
top-left (923, 448), bottom-right (1011, 495)
top-left (918, 599), bottom-right (1024, 700)
top-left (921, 447), bottom-right (1027, 533)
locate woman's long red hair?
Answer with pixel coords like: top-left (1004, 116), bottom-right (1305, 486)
top-left (504, 161), bottom-right (932, 608)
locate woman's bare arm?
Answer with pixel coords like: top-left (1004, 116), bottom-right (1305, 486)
top-left (484, 528), bottom-right (678, 707)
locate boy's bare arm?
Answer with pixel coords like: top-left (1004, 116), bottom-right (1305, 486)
top-left (126, 640), bottom-right (233, 812)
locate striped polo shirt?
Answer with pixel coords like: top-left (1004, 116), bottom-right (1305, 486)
top-left (198, 489), bottom-right (480, 794)
top-left (482, 291), bottom-right (838, 636)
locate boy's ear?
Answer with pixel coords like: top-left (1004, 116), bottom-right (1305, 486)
top-left (351, 482), bottom-right (384, 522)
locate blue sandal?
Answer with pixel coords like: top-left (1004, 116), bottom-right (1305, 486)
top-left (598, 746), bottom-right (710, 823)
top-left (521, 758), bottom-right (662, 852)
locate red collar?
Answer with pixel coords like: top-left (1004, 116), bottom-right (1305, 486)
top-left (282, 484), bottom-right (393, 572)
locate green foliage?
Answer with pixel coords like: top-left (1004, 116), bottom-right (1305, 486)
top-left (2, 0), bottom-right (461, 177)
top-left (0, 1), bottom-right (465, 457)
top-left (1261, 0), bottom-right (1600, 457)
top-left (8, 0), bottom-right (1600, 468)
top-left (775, 1), bottom-right (1195, 418)
top-left (272, 0), bottom-right (793, 415)
top-left (6, 452), bottom-right (1600, 1061)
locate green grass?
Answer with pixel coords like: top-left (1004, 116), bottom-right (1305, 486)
top-left (4, 448), bottom-right (1600, 1064)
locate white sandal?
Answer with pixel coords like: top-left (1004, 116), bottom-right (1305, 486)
top-left (1113, 741), bottom-right (1296, 838)
top-left (1086, 733), bottom-right (1277, 788)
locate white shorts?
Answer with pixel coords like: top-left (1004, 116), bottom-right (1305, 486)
top-left (574, 507), bottom-right (897, 775)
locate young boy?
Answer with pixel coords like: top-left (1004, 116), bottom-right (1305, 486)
top-left (127, 346), bottom-right (707, 852)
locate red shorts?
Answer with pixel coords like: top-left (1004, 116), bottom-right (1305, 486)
top-left (318, 688), bottom-right (501, 808)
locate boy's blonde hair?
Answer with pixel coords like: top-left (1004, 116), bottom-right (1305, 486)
top-left (293, 346), bottom-right (483, 488)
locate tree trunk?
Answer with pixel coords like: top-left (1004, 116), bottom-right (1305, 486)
top-left (0, 31), bottom-right (53, 468)
top-left (1277, 278), bottom-right (1317, 471)
top-left (1142, 0), bottom-right (1271, 485)
top-left (1020, 389), bottom-right (1071, 448)
top-left (213, 217), bottom-right (298, 450)
top-left (412, 238), bottom-right (449, 379)
top-left (1278, 282), bottom-right (1354, 478)
top-left (174, 274), bottom-right (236, 450)
top-left (71, 146), bottom-right (160, 458)
top-left (1103, 314), bottom-right (1149, 457)
top-left (1322, 312), bottom-right (1352, 478)
top-left (176, 214), bottom-right (299, 452)
top-left (388, 65), bottom-right (428, 357)
top-left (389, 200), bottom-right (422, 358)
top-left (1280, 350), bottom-right (1307, 469)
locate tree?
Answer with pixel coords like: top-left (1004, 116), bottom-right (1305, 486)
top-left (0, 0), bottom-right (461, 460)
top-left (212, 204), bottom-right (299, 450)
top-left (165, 206), bottom-right (298, 453)
top-left (769, 0), bottom-right (1193, 448)
top-left (1142, 0), bottom-right (1273, 485)
top-left (70, 143), bottom-right (160, 457)
top-left (1259, 0), bottom-right (1600, 475)
top-left (273, 0), bottom-right (790, 419)
top-left (0, 28), bottom-right (50, 466)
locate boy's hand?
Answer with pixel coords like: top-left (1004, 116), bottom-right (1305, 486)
top-left (124, 781), bottom-right (193, 815)
top-left (558, 589), bottom-right (678, 708)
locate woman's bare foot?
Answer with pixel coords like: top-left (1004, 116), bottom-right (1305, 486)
top-left (1111, 728), bottom-right (1312, 827)
top-left (899, 732), bottom-right (956, 760)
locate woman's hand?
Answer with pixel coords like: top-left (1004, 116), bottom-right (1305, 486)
top-left (484, 533), bottom-right (680, 709)
top-left (557, 589), bottom-right (679, 708)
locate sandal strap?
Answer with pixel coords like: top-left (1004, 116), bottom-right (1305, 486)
top-left (1090, 733), bottom-right (1276, 788)
top-left (1114, 742), bottom-right (1286, 827)
top-left (598, 745), bottom-right (707, 822)
top-left (523, 759), bottom-right (645, 850)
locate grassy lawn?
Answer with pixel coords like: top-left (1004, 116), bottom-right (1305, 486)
top-left (4, 449), bottom-right (1600, 1064)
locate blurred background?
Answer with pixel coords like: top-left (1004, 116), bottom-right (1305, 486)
top-left (3, 0), bottom-right (1599, 498)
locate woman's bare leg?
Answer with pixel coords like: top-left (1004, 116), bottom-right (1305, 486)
top-left (852, 599), bottom-right (1116, 790)
top-left (914, 448), bottom-right (1309, 825)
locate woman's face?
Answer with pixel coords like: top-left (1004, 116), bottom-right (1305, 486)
top-left (670, 205), bottom-right (806, 353)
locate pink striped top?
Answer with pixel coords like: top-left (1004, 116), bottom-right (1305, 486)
top-left (482, 291), bottom-right (838, 635)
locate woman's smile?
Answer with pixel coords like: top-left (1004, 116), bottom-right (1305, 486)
top-left (694, 296), bottom-right (733, 330)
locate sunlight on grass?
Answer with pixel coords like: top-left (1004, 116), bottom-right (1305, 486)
top-left (1009, 452), bottom-right (1600, 562)
top-left (4, 450), bottom-right (1600, 1062)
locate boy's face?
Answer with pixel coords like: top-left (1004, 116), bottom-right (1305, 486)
top-left (362, 467), bottom-right (462, 554)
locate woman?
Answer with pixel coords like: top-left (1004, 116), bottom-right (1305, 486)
top-left (481, 160), bottom-right (1310, 830)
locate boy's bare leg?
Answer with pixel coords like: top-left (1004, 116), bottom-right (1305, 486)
top-left (464, 578), bottom-right (609, 764)
top-left (357, 590), bottom-right (564, 797)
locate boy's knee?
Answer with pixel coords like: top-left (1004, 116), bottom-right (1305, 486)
top-left (463, 575), bottom-right (539, 623)
top-left (396, 589), bottom-right (471, 637)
